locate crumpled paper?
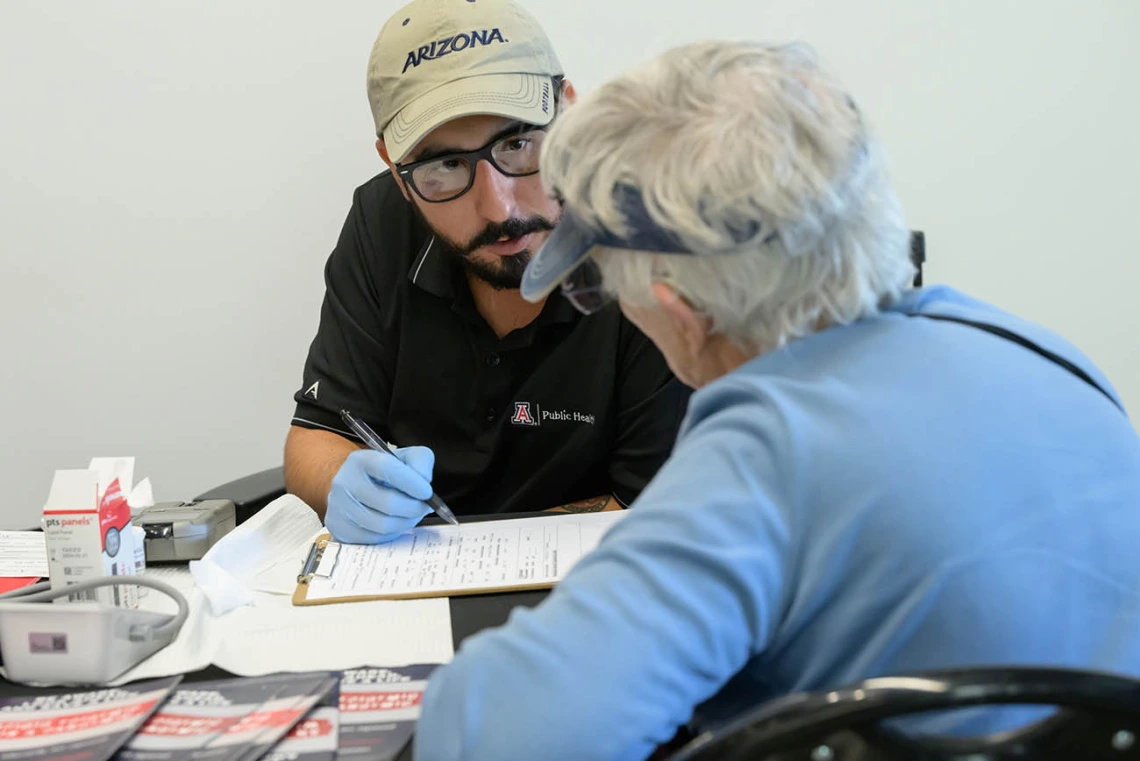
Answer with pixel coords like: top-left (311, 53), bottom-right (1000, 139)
top-left (188, 556), bottom-right (256, 616)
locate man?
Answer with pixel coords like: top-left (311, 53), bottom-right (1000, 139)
top-left (285, 0), bottom-right (689, 543)
top-left (410, 40), bottom-right (1140, 760)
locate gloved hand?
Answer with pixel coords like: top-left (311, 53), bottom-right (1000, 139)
top-left (325, 446), bottom-right (436, 544)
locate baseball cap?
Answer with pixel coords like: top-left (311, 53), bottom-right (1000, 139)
top-left (367, 0), bottom-right (564, 163)
top-left (520, 184), bottom-right (770, 303)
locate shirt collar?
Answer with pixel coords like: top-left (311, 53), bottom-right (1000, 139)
top-left (407, 235), bottom-right (455, 299)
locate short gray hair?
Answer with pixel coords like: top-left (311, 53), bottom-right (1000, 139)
top-left (541, 41), bottom-right (914, 352)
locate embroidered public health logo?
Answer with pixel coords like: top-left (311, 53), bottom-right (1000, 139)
top-left (510, 402), bottom-right (596, 426)
top-left (402, 27), bottom-right (508, 73)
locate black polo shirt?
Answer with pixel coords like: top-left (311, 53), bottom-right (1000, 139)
top-left (291, 172), bottom-right (691, 516)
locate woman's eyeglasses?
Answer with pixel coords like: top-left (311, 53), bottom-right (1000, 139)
top-left (560, 258), bottom-right (614, 315)
top-left (397, 128), bottom-right (548, 203)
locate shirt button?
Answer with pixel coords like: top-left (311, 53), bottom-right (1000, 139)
top-left (486, 353), bottom-right (501, 367)
top-left (486, 407), bottom-right (496, 422)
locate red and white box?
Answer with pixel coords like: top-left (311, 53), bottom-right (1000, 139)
top-left (41, 468), bottom-right (140, 608)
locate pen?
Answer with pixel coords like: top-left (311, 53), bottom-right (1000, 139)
top-left (339, 409), bottom-right (460, 526)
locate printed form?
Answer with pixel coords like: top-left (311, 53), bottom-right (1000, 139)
top-left (306, 511), bottom-right (629, 601)
top-left (0, 531), bottom-right (49, 577)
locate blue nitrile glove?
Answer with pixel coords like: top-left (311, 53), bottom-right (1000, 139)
top-left (325, 447), bottom-right (435, 544)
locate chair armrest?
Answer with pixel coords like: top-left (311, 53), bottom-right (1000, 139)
top-left (194, 466), bottom-right (286, 524)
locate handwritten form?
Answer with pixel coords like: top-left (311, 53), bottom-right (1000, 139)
top-left (305, 511), bottom-right (629, 601)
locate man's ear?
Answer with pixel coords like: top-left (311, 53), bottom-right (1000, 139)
top-left (377, 139), bottom-right (412, 202)
top-left (651, 281), bottom-right (710, 358)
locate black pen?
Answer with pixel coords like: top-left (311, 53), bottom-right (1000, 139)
top-left (339, 409), bottom-right (460, 526)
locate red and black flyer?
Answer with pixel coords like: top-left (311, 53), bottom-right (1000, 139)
top-left (113, 672), bottom-right (336, 761)
top-left (0, 676), bottom-right (182, 761)
top-left (260, 687), bottom-right (339, 761)
top-left (334, 665), bottom-right (438, 761)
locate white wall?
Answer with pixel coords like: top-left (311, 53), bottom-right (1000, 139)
top-left (2, 1), bottom-right (1137, 529)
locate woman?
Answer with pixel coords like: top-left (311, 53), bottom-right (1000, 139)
top-left (412, 40), bottom-right (1140, 761)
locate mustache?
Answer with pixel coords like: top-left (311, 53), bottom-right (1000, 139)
top-left (461, 215), bottom-right (556, 254)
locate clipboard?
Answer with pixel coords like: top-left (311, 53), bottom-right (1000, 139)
top-left (291, 511), bottom-right (629, 606)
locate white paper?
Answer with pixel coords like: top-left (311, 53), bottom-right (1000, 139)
top-left (179, 494), bottom-right (324, 607)
top-left (107, 566), bottom-right (452, 685)
top-left (92, 495), bottom-right (455, 687)
top-left (128, 476), bottom-right (155, 513)
top-left (306, 511), bottom-right (628, 601)
top-left (87, 456), bottom-right (135, 500)
top-left (201, 495), bottom-right (324, 583)
top-left (213, 594), bottom-right (452, 676)
top-left (0, 531), bottom-right (49, 577)
top-left (188, 556), bottom-right (255, 615)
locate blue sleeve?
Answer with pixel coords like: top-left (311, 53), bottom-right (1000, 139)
top-left (413, 384), bottom-right (794, 761)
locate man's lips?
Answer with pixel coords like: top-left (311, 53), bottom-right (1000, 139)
top-left (483, 232), bottom-right (535, 257)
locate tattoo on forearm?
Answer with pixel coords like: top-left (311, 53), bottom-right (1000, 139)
top-left (558, 496), bottom-right (610, 513)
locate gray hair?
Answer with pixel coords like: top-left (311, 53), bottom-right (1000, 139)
top-left (541, 41), bottom-right (914, 353)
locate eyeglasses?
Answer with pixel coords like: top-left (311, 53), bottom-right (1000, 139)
top-left (560, 257), bottom-right (614, 315)
top-left (397, 128), bottom-right (548, 203)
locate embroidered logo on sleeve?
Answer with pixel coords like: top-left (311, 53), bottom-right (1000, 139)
top-left (304, 381), bottom-right (320, 401)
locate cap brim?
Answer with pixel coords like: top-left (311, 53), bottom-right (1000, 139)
top-left (520, 209), bottom-right (599, 303)
top-left (384, 72), bottom-right (555, 163)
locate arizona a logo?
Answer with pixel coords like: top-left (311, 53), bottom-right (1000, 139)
top-left (510, 402), bottom-right (538, 426)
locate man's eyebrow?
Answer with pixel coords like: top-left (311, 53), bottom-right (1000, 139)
top-left (409, 121), bottom-right (530, 163)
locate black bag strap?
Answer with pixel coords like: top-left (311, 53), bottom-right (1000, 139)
top-left (920, 313), bottom-right (1123, 414)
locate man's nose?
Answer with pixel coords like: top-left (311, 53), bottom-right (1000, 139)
top-left (470, 159), bottom-right (516, 223)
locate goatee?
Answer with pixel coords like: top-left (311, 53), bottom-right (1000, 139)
top-left (415, 208), bottom-right (556, 291)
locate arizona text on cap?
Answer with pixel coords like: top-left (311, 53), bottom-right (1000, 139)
top-left (367, 0), bottom-right (564, 163)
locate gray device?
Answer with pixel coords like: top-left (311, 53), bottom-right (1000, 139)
top-left (132, 499), bottom-right (236, 562)
top-left (0, 576), bottom-right (188, 685)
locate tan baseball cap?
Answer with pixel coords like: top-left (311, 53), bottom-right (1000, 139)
top-left (367, 0), bottom-right (564, 163)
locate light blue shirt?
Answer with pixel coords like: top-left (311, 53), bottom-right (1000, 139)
top-left (414, 286), bottom-right (1140, 761)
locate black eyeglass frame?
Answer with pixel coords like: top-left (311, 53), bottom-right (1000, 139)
top-left (396, 75), bottom-right (565, 204)
top-left (396, 125), bottom-right (550, 204)
top-left (560, 257), bottom-right (614, 315)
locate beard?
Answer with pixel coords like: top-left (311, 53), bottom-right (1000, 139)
top-left (415, 208), bottom-right (557, 291)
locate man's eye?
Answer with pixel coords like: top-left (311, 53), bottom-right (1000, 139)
top-left (440, 158), bottom-right (464, 170)
top-left (501, 137), bottom-right (529, 152)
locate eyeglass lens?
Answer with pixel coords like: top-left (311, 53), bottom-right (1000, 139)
top-left (411, 130), bottom-right (547, 202)
top-left (560, 259), bottom-right (613, 314)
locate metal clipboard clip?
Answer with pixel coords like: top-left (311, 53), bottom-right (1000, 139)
top-left (297, 536), bottom-right (338, 584)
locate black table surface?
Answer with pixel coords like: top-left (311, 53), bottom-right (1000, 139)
top-left (0, 511), bottom-right (559, 697)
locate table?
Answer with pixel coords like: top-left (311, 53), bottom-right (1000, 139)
top-left (0, 588), bottom-right (547, 761)
top-left (0, 510), bottom-right (558, 696)
top-left (0, 511), bottom-right (558, 761)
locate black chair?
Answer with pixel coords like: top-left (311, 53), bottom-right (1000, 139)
top-left (910, 230), bottom-right (925, 287)
top-left (193, 467), bottom-right (285, 524)
top-left (669, 666), bottom-right (1140, 761)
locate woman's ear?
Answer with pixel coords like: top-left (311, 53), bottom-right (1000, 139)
top-left (559, 78), bottom-right (578, 106)
top-left (651, 282), bottom-right (711, 358)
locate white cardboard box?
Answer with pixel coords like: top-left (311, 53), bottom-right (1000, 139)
top-left (41, 468), bottom-right (139, 608)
